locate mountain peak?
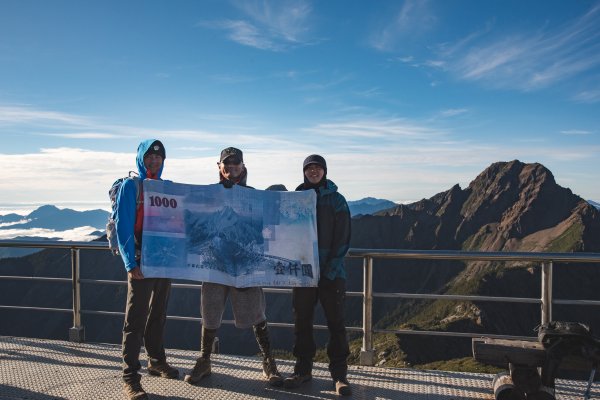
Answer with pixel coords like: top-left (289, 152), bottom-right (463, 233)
top-left (28, 205), bottom-right (60, 218)
top-left (353, 160), bottom-right (596, 252)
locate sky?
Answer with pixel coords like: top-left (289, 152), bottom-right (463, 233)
top-left (1, 0), bottom-right (599, 215)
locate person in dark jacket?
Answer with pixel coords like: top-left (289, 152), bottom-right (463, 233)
top-left (284, 154), bottom-right (352, 396)
top-left (116, 139), bottom-right (179, 400)
top-left (184, 147), bottom-right (283, 387)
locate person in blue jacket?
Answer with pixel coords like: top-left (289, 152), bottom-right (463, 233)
top-left (284, 154), bottom-right (352, 396)
top-left (116, 139), bottom-right (179, 400)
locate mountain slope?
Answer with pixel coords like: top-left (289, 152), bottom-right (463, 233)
top-left (351, 160), bottom-right (600, 363)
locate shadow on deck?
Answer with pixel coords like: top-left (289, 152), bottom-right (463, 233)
top-left (0, 336), bottom-right (597, 399)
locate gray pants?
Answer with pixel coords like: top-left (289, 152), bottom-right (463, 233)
top-left (201, 282), bottom-right (266, 329)
top-left (122, 277), bottom-right (171, 383)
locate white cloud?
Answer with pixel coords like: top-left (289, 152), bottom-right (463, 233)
top-left (1, 136), bottom-right (598, 208)
top-left (0, 105), bottom-right (141, 140)
top-left (441, 4), bottom-right (600, 91)
top-left (304, 118), bottom-right (445, 139)
top-left (234, 0), bottom-right (312, 43)
top-left (561, 130), bottom-right (592, 135)
top-left (572, 89), bottom-right (600, 103)
top-left (0, 226), bottom-right (101, 241)
top-left (397, 56), bottom-right (414, 63)
top-left (221, 19), bottom-right (279, 50)
top-left (44, 132), bottom-right (120, 139)
top-left (0, 219), bottom-right (30, 228)
top-left (0, 105), bottom-right (90, 125)
top-left (370, 0), bottom-right (436, 52)
top-left (200, 0), bottom-right (314, 51)
top-left (438, 108), bottom-right (468, 118)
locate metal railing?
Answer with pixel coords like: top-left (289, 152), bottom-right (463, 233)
top-left (1, 239), bottom-right (600, 366)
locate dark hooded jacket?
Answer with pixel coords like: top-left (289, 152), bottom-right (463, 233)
top-left (297, 179), bottom-right (351, 280)
top-left (115, 139), bottom-right (165, 271)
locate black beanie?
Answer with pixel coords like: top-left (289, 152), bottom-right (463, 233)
top-left (302, 154), bottom-right (327, 174)
top-left (145, 140), bottom-right (166, 159)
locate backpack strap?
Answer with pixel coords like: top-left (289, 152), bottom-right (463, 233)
top-left (130, 177), bottom-right (143, 206)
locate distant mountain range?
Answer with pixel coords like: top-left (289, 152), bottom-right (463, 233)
top-left (347, 197), bottom-right (397, 216)
top-left (0, 205), bottom-right (108, 231)
top-left (0, 205), bottom-right (109, 258)
top-left (589, 200), bottom-right (600, 210)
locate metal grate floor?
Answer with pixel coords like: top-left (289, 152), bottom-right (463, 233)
top-left (0, 336), bottom-right (597, 399)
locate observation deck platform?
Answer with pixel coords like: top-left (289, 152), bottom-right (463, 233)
top-left (1, 336), bottom-right (598, 399)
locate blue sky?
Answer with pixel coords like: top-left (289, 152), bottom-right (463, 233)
top-left (1, 0), bottom-right (599, 214)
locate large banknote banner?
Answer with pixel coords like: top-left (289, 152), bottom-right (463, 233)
top-left (141, 180), bottom-right (319, 287)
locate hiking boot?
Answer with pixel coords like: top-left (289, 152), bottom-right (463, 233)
top-left (184, 357), bottom-right (211, 384)
top-left (147, 360), bottom-right (179, 379)
top-left (122, 381), bottom-right (148, 400)
top-left (262, 357), bottom-right (283, 387)
top-left (335, 379), bottom-right (352, 396)
top-left (283, 373), bottom-right (312, 389)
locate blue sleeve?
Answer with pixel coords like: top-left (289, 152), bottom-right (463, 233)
top-left (115, 178), bottom-right (138, 271)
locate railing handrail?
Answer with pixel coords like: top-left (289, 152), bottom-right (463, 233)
top-left (348, 248), bottom-right (600, 263)
top-left (1, 239), bottom-right (600, 366)
top-left (3, 239), bottom-right (599, 263)
top-left (0, 239), bottom-right (107, 250)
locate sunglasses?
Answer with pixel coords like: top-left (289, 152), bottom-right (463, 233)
top-left (222, 158), bottom-right (242, 166)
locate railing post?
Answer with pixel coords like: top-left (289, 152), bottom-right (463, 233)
top-left (360, 256), bottom-right (375, 366)
top-left (541, 261), bottom-right (553, 325)
top-left (68, 248), bottom-right (85, 342)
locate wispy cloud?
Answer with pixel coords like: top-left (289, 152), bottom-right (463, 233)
top-left (43, 132), bottom-right (120, 139)
top-left (370, 0), bottom-right (436, 52)
top-left (234, 0), bottom-right (312, 42)
top-left (304, 118), bottom-right (445, 139)
top-left (0, 226), bottom-right (102, 241)
top-left (299, 73), bottom-right (354, 91)
top-left (561, 129), bottom-right (592, 135)
top-left (438, 108), bottom-right (468, 118)
top-left (572, 89), bottom-right (600, 103)
top-left (0, 105), bottom-right (90, 125)
top-left (353, 87), bottom-right (383, 98)
top-left (209, 72), bottom-right (256, 84)
top-left (0, 105), bottom-right (153, 142)
top-left (199, 0), bottom-right (314, 51)
top-left (441, 4), bottom-right (600, 91)
top-left (205, 20), bottom-right (278, 50)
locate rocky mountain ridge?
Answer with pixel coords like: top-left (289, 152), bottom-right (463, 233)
top-left (350, 160), bottom-right (600, 364)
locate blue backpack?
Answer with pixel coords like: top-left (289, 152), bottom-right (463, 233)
top-left (106, 172), bottom-right (142, 255)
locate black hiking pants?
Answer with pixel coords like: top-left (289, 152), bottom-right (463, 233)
top-left (122, 277), bottom-right (171, 383)
top-left (292, 277), bottom-right (349, 381)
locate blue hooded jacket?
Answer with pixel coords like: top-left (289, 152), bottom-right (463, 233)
top-left (115, 139), bottom-right (165, 272)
